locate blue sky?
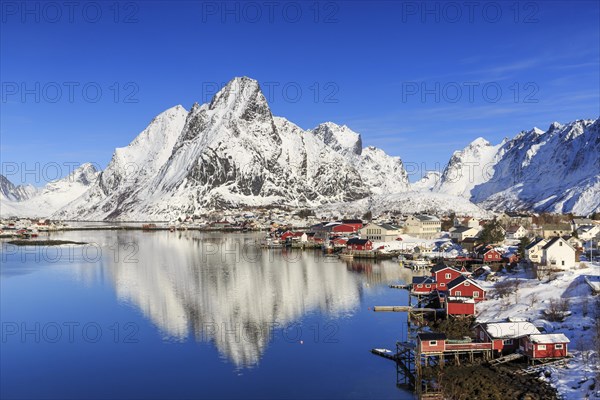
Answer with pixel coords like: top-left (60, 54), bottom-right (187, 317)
top-left (1, 0), bottom-right (599, 185)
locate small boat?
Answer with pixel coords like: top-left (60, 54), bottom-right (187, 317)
top-left (261, 237), bottom-right (283, 248)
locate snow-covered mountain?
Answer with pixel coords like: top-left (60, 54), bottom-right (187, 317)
top-left (4, 76), bottom-right (596, 220)
top-left (411, 171), bottom-right (441, 191)
top-left (0, 175), bottom-right (38, 202)
top-left (311, 123), bottom-right (410, 194)
top-left (433, 137), bottom-right (504, 197)
top-left (433, 119), bottom-right (600, 215)
top-left (0, 163), bottom-right (99, 218)
top-left (55, 77), bottom-right (410, 221)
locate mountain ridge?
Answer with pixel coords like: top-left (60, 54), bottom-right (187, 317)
top-left (1, 77), bottom-right (598, 219)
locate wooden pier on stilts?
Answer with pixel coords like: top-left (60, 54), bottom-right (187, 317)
top-left (371, 277), bottom-right (496, 399)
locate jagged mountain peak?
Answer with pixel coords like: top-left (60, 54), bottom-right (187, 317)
top-left (431, 117), bottom-right (600, 215)
top-left (51, 76), bottom-right (412, 220)
top-left (64, 163), bottom-right (99, 186)
top-left (468, 137), bottom-right (491, 147)
top-left (0, 174), bottom-right (38, 202)
top-left (207, 77), bottom-right (271, 121)
top-left (311, 122), bottom-right (362, 156)
top-left (548, 121), bottom-right (563, 132)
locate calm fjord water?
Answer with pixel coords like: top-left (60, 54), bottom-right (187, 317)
top-left (1, 231), bottom-right (415, 399)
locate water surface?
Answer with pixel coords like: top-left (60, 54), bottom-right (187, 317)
top-left (1, 231), bottom-right (416, 399)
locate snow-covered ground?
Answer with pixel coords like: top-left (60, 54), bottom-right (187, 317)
top-left (316, 191), bottom-right (492, 218)
top-left (372, 234), bottom-right (465, 258)
top-left (476, 263), bottom-right (600, 400)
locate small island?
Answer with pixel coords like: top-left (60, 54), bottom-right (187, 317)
top-left (7, 240), bottom-right (88, 246)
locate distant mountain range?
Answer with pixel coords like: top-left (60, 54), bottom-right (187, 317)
top-left (432, 119), bottom-right (599, 215)
top-left (1, 77), bottom-right (598, 220)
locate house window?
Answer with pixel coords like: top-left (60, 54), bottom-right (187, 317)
top-left (425, 284), bottom-right (431, 288)
top-left (445, 273), bottom-right (451, 279)
top-left (555, 344), bottom-right (563, 349)
top-left (439, 283), bottom-right (445, 287)
top-left (455, 291), bottom-right (461, 296)
top-left (561, 260), bottom-right (565, 266)
top-left (417, 284), bottom-right (423, 288)
top-left (473, 291), bottom-right (479, 298)
top-left (464, 282), bottom-right (470, 286)
top-left (538, 344), bottom-right (546, 350)
top-left (559, 242), bottom-right (562, 246)
top-left (480, 331), bottom-right (484, 340)
top-left (503, 339), bottom-right (513, 345)
top-left (429, 341), bottom-right (437, 346)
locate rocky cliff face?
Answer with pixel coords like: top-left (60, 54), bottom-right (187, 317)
top-left (55, 77), bottom-right (410, 220)
top-left (433, 119), bottom-right (600, 214)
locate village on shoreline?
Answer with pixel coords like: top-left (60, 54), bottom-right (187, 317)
top-left (1, 209), bottom-right (599, 399)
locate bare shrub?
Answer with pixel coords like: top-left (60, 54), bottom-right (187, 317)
top-left (529, 292), bottom-right (539, 308)
top-left (493, 280), bottom-right (517, 299)
top-left (545, 298), bottom-right (571, 322)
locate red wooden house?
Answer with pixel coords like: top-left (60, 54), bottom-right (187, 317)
top-left (431, 265), bottom-right (464, 291)
top-left (346, 238), bottom-right (373, 251)
top-left (446, 297), bottom-right (475, 316)
top-left (340, 219), bottom-right (363, 232)
top-left (523, 334), bottom-right (570, 360)
top-left (447, 276), bottom-right (486, 301)
top-left (332, 224), bottom-right (358, 234)
top-left (474, 321), bottom-right (540, 354)
top-left (280, 231), bottom-right (295, 241)
top-left (412, 276), bottom-right (437, 294)
top-left (331, 237), bottom-right (348, 248)
top-left (417, 332), bottom-right (446, 354)
top-left (483, 249), bottom-right (503, 263)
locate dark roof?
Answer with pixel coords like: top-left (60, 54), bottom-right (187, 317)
top-left (447, 275), bottom-right (468, 288)
top-left (452, 226), bottom-right (475, 233)
top-left (418, 332), bottom-right (446, 341)
top-left (525, 238), bottom-right (544, 250)
top-left (341, 219), bottom-right (363, 224)
top-left (541, 237), bottom-right (561, 250)
top-left (431, 264), bottom-right (457, 273)
top-left (447, 276), bottom-right (485, 290)
top-left (377, 223), bottom-right (401, 231)
top-left (347, 238), bottom-right (370, 245)
top-left (413, 276), bottom-right (436, 284)
top-left (543, 224), bottom-right (571, 231)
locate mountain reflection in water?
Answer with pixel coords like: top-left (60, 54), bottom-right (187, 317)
top-left (70, 232), bottom-right (413, 367)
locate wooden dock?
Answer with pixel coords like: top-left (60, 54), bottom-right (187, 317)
top-left (488, 352), bottom-right (523, 366)
top-left (370, 348), bottom-right (398, 361)
top-left (390, 284), bottom-right (411, 290)
top-left (373, 306), bottom-right (438, 313)
top-left (516, 357), bottom-right (571, 375)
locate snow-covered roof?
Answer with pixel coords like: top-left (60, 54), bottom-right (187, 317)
top-left (447, 297), bottom-right (475, 303)
top-left (480, 321), bottom-right (540, 339)
top-left (414, 214), bottom-right (440, 222)
top-left (528, 333), bottom-right (570, 344)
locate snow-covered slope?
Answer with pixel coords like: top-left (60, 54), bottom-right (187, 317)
top-left (54, 106), bottom-right (189, 220)
top-left (433, 137), bottom-right (504, 197)
top-left (0, 175), bottom-right (38, 202)
top-left (0, 163), bottom-right (99, 218)
top-left (55, 77), bottom-right (410, 221)
top-left (412, 171), bottom-right (441, 191)
top-left (434, 119), bottom-right (600, 215)
top-left (317, 191), bottom-right (491, 218)
top-left (311, 123), bottom-right (409, 194)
